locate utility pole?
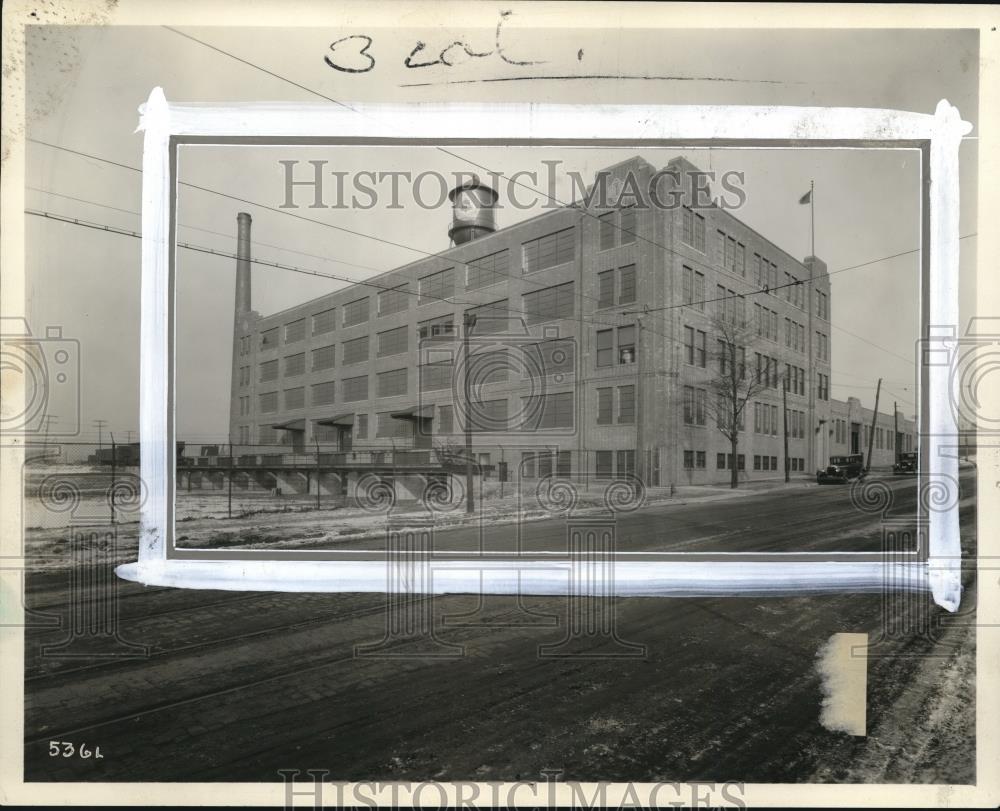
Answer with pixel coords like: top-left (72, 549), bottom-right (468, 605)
top-left (462, 312), bottom-right (477, 514)
top-left (228, 442), bottom-right (233, 519)
top-left (109, 432), bottom-right (117, 524)
top-left (893, 402), bottom-right (899, 465)
top-left (314, 438), bottom-right (321, 511)
top-left (635, 310), bottom-right (646, 490)
top-left (93, 419), bottom-right (107, 453)
top-left (865, 378), bottom-right (883, 475)
top-left (783, 384), bottom-right (790, 483)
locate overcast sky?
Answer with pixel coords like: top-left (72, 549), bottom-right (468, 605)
top-left (24, 23), bottom-right (978, 442)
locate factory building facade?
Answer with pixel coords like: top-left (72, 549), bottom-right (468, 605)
top-left (227, 155), bottom-right (916, 487)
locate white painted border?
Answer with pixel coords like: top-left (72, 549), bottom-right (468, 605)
top-left (120, 89), bottom-right (972, 610)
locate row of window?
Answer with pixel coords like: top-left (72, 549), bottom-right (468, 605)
top-left (648, 450), bottom-right (811, 473)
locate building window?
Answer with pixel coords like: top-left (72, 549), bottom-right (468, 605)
top-left (259, 359), bottom-right (278, 383)
top-left (377, 284), bottom-right (409, 317)
top-left (375, 411), bottom-right (409, 439)
top-left (681, 206), bottom-right (705, 252)
top-left (818, 372), bottom-right (829, 401)
top-left (618, 325), bottom-right (636, 365)
top-left (343, 296), bottom-right (370, 327)
top-left (342, 375), bottom-right (368, 402)
top-left (753, 455), bottom-right (761, 471)
top-left (598, 270), bottom-right (615, 308)
top-left (419, 361), bottom-right (453, 392)
top-left (284, 353), bottom-right (305, 377)
top-left (418, 315), bottom-right (455, 340)
top-left (469, 398), bottom-right (509, 432)
top-left (260, 327), bottom-right (279, 350)
top-left (465, 299), bottom-right (509, 334)
top-left (522, 228), bottom-right (575, 274)
top-left (285, 319), bottom-right (306, 344)
top-left (596, 329), bottom-right (614, 367)
top-left (696, 450), bottom-right (706, 469)
top-left (716, 452), bottom-right (726, 470)
top-left (471, 348), bottom-right (509, 384)
top-left (523, 281), bottom-right (575, 325)
top-left (521, 391), bottom-right (574, 430)
top-left (762, 455), bottom-right (770, 471)
top-left (680, 267), bottom-right (705, 310)
top-left (617, 385), bottom-right (635, 424)
top-left (311, 380), bottom-right (336, 406)
top-left (466, 250), bottom-right (509, 290)
top-left (816, 290), bottom-right (829, 320)
top-left (683, 326), bottom-right (706, 367)
top-left (258, 391), bottom-right (278, 413)
top-left (377, 368), bottom-right (408, 398)
top-left (596, 325), bottom-right (636, 367)
top-left (418, 268), bottom-right (454, 305)
top-left (770, 456), bottom-right (778, 470)
top-left (684, 450), bottom-right (695, 469)
top-left (599, 212), bottom-right (616, 251)
top-left (683, 386), bottom-right (707, 426)
top-left (525, 339), bottom-right (575, 378)
top-left (312, 308), bottom-right (336, 336)
top-left (621, 207), bottom-right (637, 244)
top-left (437, 405), bottom-right (453, 435)
top-left (597, 387), bottom-right (613, 425)
top-left (283, 387), bottom-right (305, 410)
top-left (557, 450), bottom-right (572, 477)
top-left (616, 450), bottom-right (636, 478)
top-left (618, 264), bottom-right (636, 304)
top-left (356, 413), bottom-right (368, 439)
top-left (312, 344), bottom-right (335, 372)
top-left (342, 335), bottom-right (369, 365)
top-left (377, 326), bottom-right (408, 358)
top-left (596, 450), bottom-right (614, 479)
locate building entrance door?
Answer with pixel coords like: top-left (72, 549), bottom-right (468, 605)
top-left (337, 426), bottom-right (353, 452)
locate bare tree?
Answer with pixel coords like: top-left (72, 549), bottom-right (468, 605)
top-left (705, 311), bottom-right (774, 489)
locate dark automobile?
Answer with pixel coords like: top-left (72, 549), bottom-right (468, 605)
top-left (893, 451), bottom-right (918, 475)
top-left (816, 454), bottom-right (865, 484)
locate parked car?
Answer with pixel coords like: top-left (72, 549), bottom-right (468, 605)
top-left (816, 454), bottom-right (865, 484)
top-left (893, 451), bottom-right (918, 475)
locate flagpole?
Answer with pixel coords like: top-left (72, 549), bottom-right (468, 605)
top-left (810, 179), bottom-right (815, 263)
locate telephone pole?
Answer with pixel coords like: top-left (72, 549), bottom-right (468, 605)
top-left (92, 419), bottom-right (107, 452)
top-left (782, 385), bottom-right (790, 483)
top-left (865, 378), bottom-right (882, 474)
top-left (893, 401), bottom-right (899, 465)
top-left (462, 312), bottom-right (478, 514)
top-left (109, 432), bottom-right (117, 524)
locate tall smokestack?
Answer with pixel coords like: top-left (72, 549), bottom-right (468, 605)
top-left (235, 212), bottom-right (252, 315)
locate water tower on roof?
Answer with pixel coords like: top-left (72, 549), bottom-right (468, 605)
top-left (448, 177), bottom-right (499, 246)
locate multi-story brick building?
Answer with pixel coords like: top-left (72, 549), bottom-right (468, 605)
top-left (227, 155), bottom-right (915, 488)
